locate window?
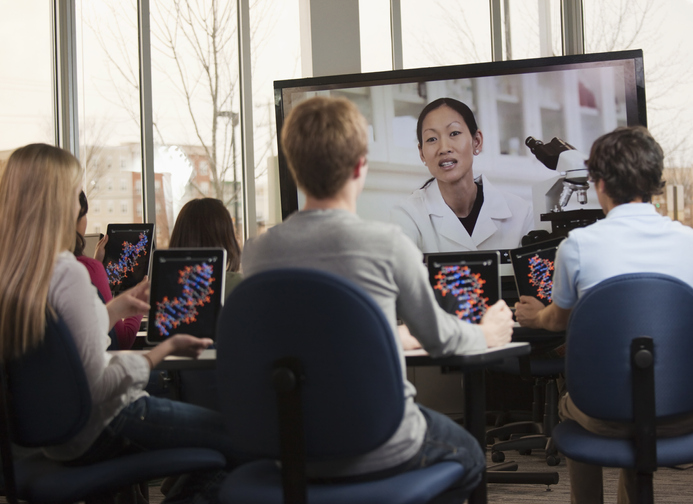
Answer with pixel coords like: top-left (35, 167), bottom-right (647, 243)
top-left (583, 0), bottom-right (693, 226)
top-left (76, 1), bottom-right (140, 228)
top-left (121, 201), bottom-right (128, 214)
top-left (0, 1), bottom-right (54, 152)
top-left (93, 200), bottom-right (100, 214)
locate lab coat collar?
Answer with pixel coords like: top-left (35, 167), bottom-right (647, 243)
top-left (423, 175), bottom-right (513, 249)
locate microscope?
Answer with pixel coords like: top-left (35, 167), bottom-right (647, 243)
top-left (526, 136), bottom-right (604, 240)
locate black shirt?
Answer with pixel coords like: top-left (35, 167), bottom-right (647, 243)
top-left (459, 181), bottom-right (484, 235)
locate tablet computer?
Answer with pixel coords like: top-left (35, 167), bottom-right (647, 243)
top-left (102, 223), bottom-right (155, 295)
top-left (146, 248), bottom-right (226, 345)
top-left (509, 237), bottom-right (565, 305)
top-left (424, 251), bottom-right (501, 324)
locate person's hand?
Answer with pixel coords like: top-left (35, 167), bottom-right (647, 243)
top-left (143, 334), bottom-right (213, 369)
top-left (514, 296), bottom-right (546, 328)
top-left (106, 278), bottom-right (150, 328)
top-left (94, 234), bottom-right (108, 262)
top-left (398, 324), bottom-right (422, 350)
top-left (479, 300), bottom-right (513, 348)
top-left (165, 334), bottom-right (214, 359)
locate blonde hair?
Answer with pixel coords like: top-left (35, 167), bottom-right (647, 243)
top-left (280, 96), bottom-right (368, 199)
top-left (0, 144), bottom-right (82, 360)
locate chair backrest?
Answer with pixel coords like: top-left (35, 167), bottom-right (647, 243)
top-left (566, 273), bottom-right (693, 422)
top-left (1, 315), bottom-right (91, 447)
top-left (216, 268), bottom-right (404, 461)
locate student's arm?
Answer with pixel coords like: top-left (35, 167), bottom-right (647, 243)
top-left (515, 296), bottom-right (571, 332)
top-left (392, 231), bottom-right (492, 356)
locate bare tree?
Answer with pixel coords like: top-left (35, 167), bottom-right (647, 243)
top-left (80, 117), bottom-right (116, 200)
top-left (84, 0), bottom-right (278, 211)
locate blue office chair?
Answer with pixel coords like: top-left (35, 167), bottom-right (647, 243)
top-left (552, 273), bottom-right (693, 504)
top-left (487, 355), bottom-right (564, 466)
top-left (0, 315), bottom-right (227, 504)
top-left (215, 268), bottom-right (471, 504)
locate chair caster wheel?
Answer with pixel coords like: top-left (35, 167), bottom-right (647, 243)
top-left (491, 451), bottom-right (505, 463)
top-left (546, 455), bottom-right (561, 466)
top-left (519, 448), bottom-right (532, 456)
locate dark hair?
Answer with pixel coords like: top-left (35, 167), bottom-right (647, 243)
top-left (74, 190), bottom-right (89, 257)
top-left (587, 126), bottom-right (665, 205)
top-left (169, 198), bottom-right (241, 272)
top-left (416, 97), bottom-right (478, 147)
top-left (417, 98), bottom-right (479, 189)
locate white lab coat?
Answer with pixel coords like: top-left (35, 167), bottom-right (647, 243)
top-left (390, 175), bottom-right (534, 253)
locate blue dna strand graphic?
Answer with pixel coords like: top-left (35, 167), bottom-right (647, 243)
top-left (527, 254), bottom-right (554, 302)
top-left (106, 232), bottom-right (149, 286)
top-left (154, 263), bottom-right (215, 337)
top-left (433, 265), bottom-right (489, 323)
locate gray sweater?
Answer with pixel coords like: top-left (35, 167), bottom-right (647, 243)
top-left (242, 209), bottom-right (486, 477)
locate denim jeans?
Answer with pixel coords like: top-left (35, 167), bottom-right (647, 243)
top-left (400, 404), bottom-right (485, 503)
top-left (69, 396), bottom-right (237, 466)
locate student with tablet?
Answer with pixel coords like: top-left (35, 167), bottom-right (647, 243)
top-left (241, 96), bottom-right (513, 500)
top-left (0, 145), bottom-right (237, 472)
top-left (74, 191), bottom-right (143, 349)
top-left (515, 126), bottom-right (693, 504)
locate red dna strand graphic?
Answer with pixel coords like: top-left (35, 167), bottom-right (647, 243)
top-left (155, 263), bottom-right (215, 337)
top-left (106, 232), bottom-right (149, 286)
top-left (433, 265), bottom-right (489, 323)
top-left (528, 254), bottom-right (554, 301)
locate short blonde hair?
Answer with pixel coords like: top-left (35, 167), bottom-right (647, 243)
top-left (0, 144), bottom-right (82, 360)
top-left (280, 96), bottom-right (368, 199)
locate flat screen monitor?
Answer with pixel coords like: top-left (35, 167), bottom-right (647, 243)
top-left (274, 50), bottom-right (646, 273)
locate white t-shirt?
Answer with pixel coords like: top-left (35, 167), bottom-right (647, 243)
top-left (43, 251), bottom-right (150, 461)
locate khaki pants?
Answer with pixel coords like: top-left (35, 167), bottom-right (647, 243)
top-left (559, 393), bottom-right (693, 504)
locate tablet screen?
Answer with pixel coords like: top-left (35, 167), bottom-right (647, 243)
top-left (509, 237), bottom-right (565, 305)
top-left (146, 248), bottom-right (226, 344)
top-left (425, 251), bottom-right (501, 324)
top-left (103, 223), bottom-right (155, 295)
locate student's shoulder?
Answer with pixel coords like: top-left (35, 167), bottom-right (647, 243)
top-left (51, 252), bottom-right (92, 291)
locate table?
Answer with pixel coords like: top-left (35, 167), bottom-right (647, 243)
top-left (404, 342), bottom-right (531, 504)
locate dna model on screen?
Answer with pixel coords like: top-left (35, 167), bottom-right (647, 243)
top-left (106, 232), bottom-right (149, 286)
top-left (433, 265), bottom-right (489, 323)
top-left (527, 254), bottom-right (554, 302)
top-left (154, 262), bottom-right (216, 337)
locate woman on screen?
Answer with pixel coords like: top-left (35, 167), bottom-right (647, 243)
top-left (390, 97), bottom-right (533, 252)
top-left (0, 144), bottom-right (236, 469)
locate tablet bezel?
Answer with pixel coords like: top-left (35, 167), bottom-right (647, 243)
top-left (424, 250), bottom-right (501, 323)
top-left (102, 223), bottom-right (155, 295)
top-left (145, 247), bottom-right (227, 345)
top-left (509, 237), bottom-right (566, 305)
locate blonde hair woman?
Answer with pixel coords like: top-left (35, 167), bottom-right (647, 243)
top-left (0, 144), bottom-right (235, 465)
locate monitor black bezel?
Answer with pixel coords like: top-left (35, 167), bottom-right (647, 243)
top-left (274, 49), bottom-right (646, 220)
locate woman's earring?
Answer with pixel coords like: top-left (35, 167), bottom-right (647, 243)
top-left (474, 150), bottom-right (479, 155)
